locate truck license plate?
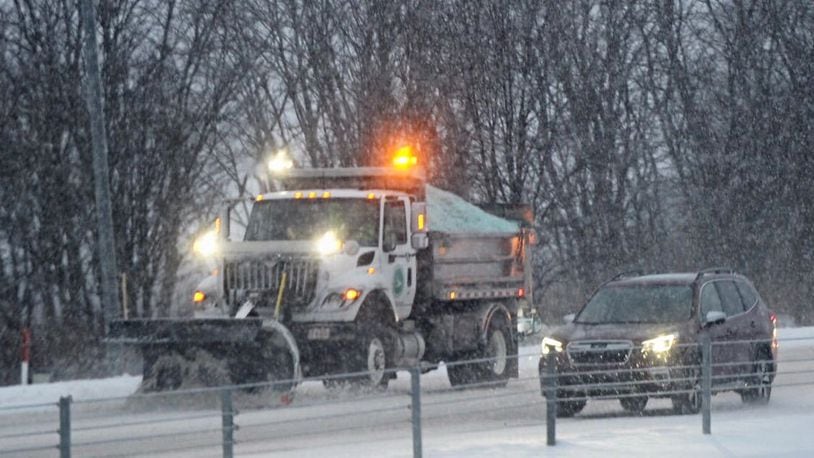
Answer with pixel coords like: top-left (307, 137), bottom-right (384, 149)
top-left (307, 327), bottom-right (331, 340)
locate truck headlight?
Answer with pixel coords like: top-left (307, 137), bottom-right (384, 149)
top-left (541, 337), bottom-right (564, 355)
top-left (642, 334), bottom-right (676, 354)
top-left (192, 230), bottom-right (219, 257)
top-left (316, 231), bottom-right (342, 256)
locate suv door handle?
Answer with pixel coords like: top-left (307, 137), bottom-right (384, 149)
top-left (750, 321), bottom-right (757, 328)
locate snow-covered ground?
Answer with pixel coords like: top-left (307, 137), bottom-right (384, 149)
top-left (2, 327), bottom-right (814, 457)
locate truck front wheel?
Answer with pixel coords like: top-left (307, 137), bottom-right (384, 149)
top-left (338, 326), bottom-right (392, 389)
top-left (361, 334), bottom-right (388, 387)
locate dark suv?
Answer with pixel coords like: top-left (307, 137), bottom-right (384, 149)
top-left (539, 269), bottom-right (777, 417)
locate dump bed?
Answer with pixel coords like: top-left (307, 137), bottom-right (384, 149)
top-left (423, 185), bottom-right (531, 301)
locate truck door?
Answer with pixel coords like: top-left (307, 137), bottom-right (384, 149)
top-left (382, 197), bottom-right (417, 318)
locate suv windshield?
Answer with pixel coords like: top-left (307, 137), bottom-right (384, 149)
top-left (576, 284), bottom-right (693, 324)
top-left (245, 198), bottom-right (379, 246)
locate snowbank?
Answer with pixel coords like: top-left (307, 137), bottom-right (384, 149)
top-left (0, 375), bottom-right (141, 411)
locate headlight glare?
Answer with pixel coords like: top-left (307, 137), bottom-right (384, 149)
top-left (316, 231), bottom-right (342, 256)
top-left (642, 334), bottom-right (677, 354)
top-left (192, 230), bottom-right (219, 257)
top-left (541, 337), bottom-right (564, 355)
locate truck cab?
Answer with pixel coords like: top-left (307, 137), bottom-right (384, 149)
top-left (209, 188), bottom-right (421, 324)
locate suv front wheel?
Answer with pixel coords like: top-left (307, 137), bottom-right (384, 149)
top-left (671, 383), bottom-right (701, 414)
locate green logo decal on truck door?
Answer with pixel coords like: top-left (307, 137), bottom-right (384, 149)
top-left (393, 267), bottom-right (405, 296)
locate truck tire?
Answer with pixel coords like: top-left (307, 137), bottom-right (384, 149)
top-left (446, 358), bottom-right (477, 387)
top-left (447, 316), bottom-right (513, 388)
top-left (479, 323), bottom-right (511, 386)
top-left (359, 332), bottom-right (390, 388)
top-left (349, 294), bottom-right (396, 389)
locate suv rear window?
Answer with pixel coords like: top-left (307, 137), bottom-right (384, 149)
top-left (576, 285), bottom-right (693, 324)
top-left (714, 281), bottom-right (746, 316)
top-left (735, 280), bottom-right (758, 310)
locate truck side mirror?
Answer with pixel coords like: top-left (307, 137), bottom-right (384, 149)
top-left (383, 232), bottom-right (397, 253)
top-left (411, 233), bottom-right (428, 250)
top-left (343, 240), bottom-right (360, 256)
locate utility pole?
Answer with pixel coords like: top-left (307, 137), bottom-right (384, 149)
top-left (80, 0), bottom-right (121, 326)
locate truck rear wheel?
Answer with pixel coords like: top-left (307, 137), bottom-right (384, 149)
top-left (446, 362), bottom-right (474, 387)
top-left (447, 317), bottom-right (512, 388)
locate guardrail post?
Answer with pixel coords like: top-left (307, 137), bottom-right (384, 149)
top-left (701, 334), bottom-right (712, 435)
top-left (545, 351), bottom-right (557, 446)
top-left (221, 388), bottom-right (234, 458)
top-left (59, 396), bottom-right (72, 458)
top-left (410, 366), bottom-right (422, 458)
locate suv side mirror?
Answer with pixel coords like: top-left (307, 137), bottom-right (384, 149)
top-left (563, 313), bottom-right (576, 324)
top-left (703, 310), bottom-right (726, 327)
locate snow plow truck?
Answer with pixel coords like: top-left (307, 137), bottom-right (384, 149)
top-left (108, 149), bottom-right (535, 396)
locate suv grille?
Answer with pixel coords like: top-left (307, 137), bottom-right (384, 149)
top-left (567, 341), bottom-right (632, 365)
top-left (224, 256), bottom-right (319, 310)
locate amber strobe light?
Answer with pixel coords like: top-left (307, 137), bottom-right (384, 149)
top-left (392, 145), bottom-right (418, 169)
top-left (193, 291), bottom-right (206, 303)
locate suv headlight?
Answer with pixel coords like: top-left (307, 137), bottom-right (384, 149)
top-left (541, 337), bottom-right (564, 355)
top-left (641, 334), bottom-right (677, 354)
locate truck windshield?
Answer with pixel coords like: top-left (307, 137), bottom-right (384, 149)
top-left (575, 285), bottom-right (692, 324)
top-left (245, 198), bottom-right (380, 246)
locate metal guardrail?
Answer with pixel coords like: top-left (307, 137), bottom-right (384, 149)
top-left (1, 334), bottom-right (812, 456)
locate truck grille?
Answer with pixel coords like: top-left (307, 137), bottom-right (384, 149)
top-left (224, 256), bottom-right (319, 309)
top-left (567, 341), bottom-right (632, 366)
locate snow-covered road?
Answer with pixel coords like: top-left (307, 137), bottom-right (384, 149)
top-left (2, 328), bottom-right (813, 457)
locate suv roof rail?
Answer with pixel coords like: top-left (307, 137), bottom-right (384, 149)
top-left (694, 267), bottom-right (735, 282)
top-left (606, 270), bottom-right (644, 283)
